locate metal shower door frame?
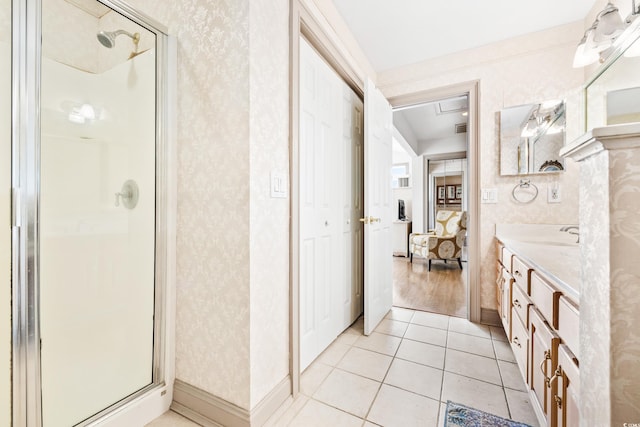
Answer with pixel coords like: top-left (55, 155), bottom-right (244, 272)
top-left (11, 1), bottom-right (174, 426)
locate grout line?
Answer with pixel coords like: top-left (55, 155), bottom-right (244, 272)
top-left (438, 317), bottom-right (451, 425)
top-left (441, 367), bottom-right (504, 389)
top-left (277, 395), bottom-right (312, 426)
top-left (497, 364), bottom-right (513, 420)
top-left (306, 396), bottom-right (367, 424)
top-left (380, 382), bottom-right (442, 403)
top-left (401, 335), bottom-right (447, 349)
top-left (301, 363), bottom-right (335, 398)
top-left (444, 345), bottom-right (498, 360)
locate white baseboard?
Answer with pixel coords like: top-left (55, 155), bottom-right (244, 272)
top-left (94, 382), bottom-right (173, 427)
top-left (172, 376), bottom-right (291, 427)
top-left (481, 308), bottom-right (501, 327)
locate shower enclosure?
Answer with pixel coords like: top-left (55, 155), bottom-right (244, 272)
top-left (8, 0), bottom-right (175, 425)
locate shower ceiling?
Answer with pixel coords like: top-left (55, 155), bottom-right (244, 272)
top-left (64, 0), bottom-right (110, 18)
top-left (331, 0), bottom-right (600, 72)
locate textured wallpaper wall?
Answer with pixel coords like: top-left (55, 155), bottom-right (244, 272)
top-left (573, 140), bottom-right (640, 425)
top-left (607, 147), bottom-right (640, 423)
top-left (248, 0), bottom-right (290, 409)
top-left (125, 0), bottom-right (292, 410)
top-left (126, 0), bottom-right (254, 409)
top-left (377, 22), bottom-right (585, 310)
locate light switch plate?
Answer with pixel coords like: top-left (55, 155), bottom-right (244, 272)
top-left (270, 170), bottom-right (287, 199)
top-left (548, 187), bottom-right (561, 203)
top-left (481, 188), bottom-right (498, 204)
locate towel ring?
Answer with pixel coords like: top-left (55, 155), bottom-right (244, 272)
top-left (512, 179), bottom-right (538, 204)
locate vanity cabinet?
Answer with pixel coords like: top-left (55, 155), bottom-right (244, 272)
top-left (496, 243), bottom-right (513, 341)
top-left (530, 308), bottom-right (560, 426)
top-left (553, 344), bottom-right (580, 427)
top-left (496, 239), bottom-right (580, 427)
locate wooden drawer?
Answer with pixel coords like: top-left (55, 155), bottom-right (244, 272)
top-left (510, 309), bottom-right (529, 383)
top-left (511, 283), bottom-right (531, 329)
top-left (511, 256), bottom-right (531, 294)
top-left (502, 247), bottom-right (514, 273)
top-left (555, 344), bottom-right (580, 427)
top-left (531, 272), bottom-right (561, 328)
top-left (496, 241), bottom-right (504, 266)
top-left (557, 296), bottom-right (580, 359)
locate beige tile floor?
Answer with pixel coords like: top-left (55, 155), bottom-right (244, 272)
top-left (148, 307), bottom-right (539, 427)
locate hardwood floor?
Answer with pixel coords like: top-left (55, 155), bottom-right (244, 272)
top-left (392, 255), bottom-right (467, 318)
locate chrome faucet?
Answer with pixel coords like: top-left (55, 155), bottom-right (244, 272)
top-left (560, 225), bottom-right (580, 243)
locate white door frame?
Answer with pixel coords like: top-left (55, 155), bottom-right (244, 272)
top-left (289, 1), bottom-right (481, 398)
top-left (387, 83), bottom-right (481, 324)
top-left (289, 0), bottom-right (365, 397)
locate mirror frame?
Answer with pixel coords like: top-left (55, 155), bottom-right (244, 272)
top-left (584, 18), bottom-right (640, 132)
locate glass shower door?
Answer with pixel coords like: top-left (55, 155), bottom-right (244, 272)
top-left (39, 1), bottom-right (157, 425)
top-left (1, 0), bottom-right (11, 423)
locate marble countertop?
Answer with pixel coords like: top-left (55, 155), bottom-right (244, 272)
top-left (495, 224), bottom-right (580, 304)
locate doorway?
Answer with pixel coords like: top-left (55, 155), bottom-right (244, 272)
top-left (388, 84), bottom-right (480, 323)
top-left (390, 95), bottom-right (470, 318)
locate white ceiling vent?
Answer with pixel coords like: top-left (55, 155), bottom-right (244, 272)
top-left (455, 123), bottom-right (467, 134)
top-left (436, 96), bottom-right (468, 115)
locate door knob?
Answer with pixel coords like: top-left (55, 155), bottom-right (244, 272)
top-left (359, 216), bottom-right (381, 224)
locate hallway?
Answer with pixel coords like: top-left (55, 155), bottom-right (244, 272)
top-left (393, 257), bottom-right (467, 318)
top-left (150, 307), bottom-right (538, 426)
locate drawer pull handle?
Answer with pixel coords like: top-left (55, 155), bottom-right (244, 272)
top-left (515, 270), bottom-right (522, 277)
top-left (513, 299), bottom-right (522, 309)
top-left (549, 366), bottom-right (562, 386)
top-left (555, 395), bottom-right (562, 409)
top-left (540, 349), bottom-right (552, 385)
top-left (513, 337), bottom-right (522, 348)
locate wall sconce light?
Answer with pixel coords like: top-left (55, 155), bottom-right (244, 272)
top-left (573, 2), bottom-right (626, 67)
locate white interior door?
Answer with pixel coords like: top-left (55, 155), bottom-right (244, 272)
top-left (363, 79), bottom-right (393, 335)
top-left (340, 87), bottom-right (364, 330)
top-left (299, 38), bottom-right (340, 370)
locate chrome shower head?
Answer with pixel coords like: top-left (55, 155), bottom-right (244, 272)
top-left (96, 30), bottom-right (140, 49)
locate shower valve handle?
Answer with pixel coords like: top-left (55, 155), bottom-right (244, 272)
top-left (114, 191), bottom-right (130, 207)
top-left (114, 180), bottom-right (139, 209)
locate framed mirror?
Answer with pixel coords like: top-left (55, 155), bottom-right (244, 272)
top-left (499, 100), bottom-right (566, 176)
top-left (585, 23), bottom-right (640, 130)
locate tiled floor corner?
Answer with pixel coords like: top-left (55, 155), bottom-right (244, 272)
top-left (150, 307), bottom-right (539, 427)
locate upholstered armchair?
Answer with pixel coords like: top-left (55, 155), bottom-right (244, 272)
top-left (409, 210), bottom-right (467, 271)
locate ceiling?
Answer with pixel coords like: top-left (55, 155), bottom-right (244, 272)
top-left (331, 0), bottom-right (598, 72)
top-left (394, 96), bottom-right (468, 142)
